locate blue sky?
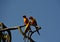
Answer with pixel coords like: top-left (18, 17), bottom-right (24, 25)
top-left (0, 0), bottom-right (60, 42)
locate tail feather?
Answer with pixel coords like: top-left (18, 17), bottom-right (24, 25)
top-left (36, 27), bottom-right (40, 36)
top-left (36, 30), bottom-right (40, 35)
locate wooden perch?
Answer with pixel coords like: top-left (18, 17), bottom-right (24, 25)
top-left (18, 26), bottom-right (35, 42)
top-left (18, 26), bottom-right (41, 42)
top-left (29, 27), bottom-right (41, 38)
top-left (0, 25), bottom-right (25, 32)
top-left (32, 27), bottom-right (41, 33)
top-left (27, 27), bottom-right (41, 42)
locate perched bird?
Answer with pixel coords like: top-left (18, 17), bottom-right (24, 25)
top-left (29, 16), bottom-right (41, 36)
top-left (23, 15), bottom-right (31, 35)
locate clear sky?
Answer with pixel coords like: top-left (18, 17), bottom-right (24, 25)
top-left (0, 0), bottom-right (60, 42)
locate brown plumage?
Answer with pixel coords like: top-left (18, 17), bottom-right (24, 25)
top-left (29, 16), bottom-right (40, 35)
top-left (23, 15), bottom-right (31, 34)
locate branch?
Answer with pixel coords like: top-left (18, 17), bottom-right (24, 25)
top-left (0, 25), bottom-right (25, 32)
top-left (33, 27), bottom-right (41, 33)
top-left (18, 26), bottom-right (36, 42)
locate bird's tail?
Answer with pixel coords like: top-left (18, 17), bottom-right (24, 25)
top-left (36, 26), bottom-right (41, 36)
top-left (36, 29), bottom-right (40, 36)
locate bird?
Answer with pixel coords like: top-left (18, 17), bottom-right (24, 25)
top-left (29, 16), bottom-right (41, 36)
top-left (23, 15), bottom-right (32, 35)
